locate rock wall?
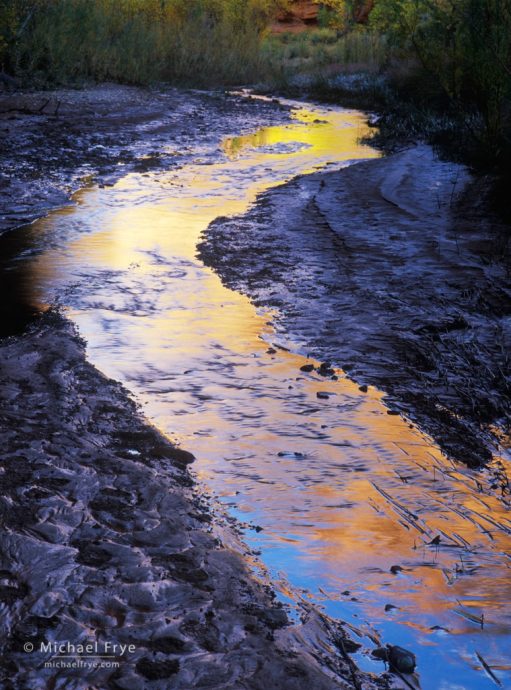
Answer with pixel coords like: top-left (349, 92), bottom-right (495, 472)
top-left (272, 0), bottom-right (319, 33)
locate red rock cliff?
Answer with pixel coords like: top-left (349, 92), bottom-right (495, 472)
top-left (272, 0), bottom-right (319, 33)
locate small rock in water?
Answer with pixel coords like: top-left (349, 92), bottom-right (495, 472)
top-left (317, 392), bottom-right (330, 400)
top-left (388, 645), bottom-right (416, 674)
top-left (318, 362), bottom-right (335, 376)
top-left (277, 451), bottom-right (305, 459)
top-left (385, 603), bottom-right (398, 612)
top-left (267, 348), bottom-right (277, 354)
top-left (387, 409), bottom-right (400, 416)
top-left (390, 565), bottom-right (403, 574)
top-left (359, 384), bottom-right (368, 393)
top-left (371, 647), bottom-right (388, 661)
top-left (300, 364), bottom-right (314, 372)
top-left (429, 535), bottom-right (441, 545)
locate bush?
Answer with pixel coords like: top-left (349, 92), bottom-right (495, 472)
top-left (369, 0), bottom-right (511, 156)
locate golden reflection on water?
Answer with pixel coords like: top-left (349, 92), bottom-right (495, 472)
top-left (25, 100), bottom-right (511, 687)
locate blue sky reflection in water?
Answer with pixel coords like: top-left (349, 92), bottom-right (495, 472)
top-left (20, 99), bottom-right (511, 690)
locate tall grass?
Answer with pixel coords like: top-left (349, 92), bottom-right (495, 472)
top-left (261, 28), bottom-right (386, 81)
top-left (2, 0), bottom-right (274, 86)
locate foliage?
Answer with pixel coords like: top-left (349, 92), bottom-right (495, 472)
top-left (311, 0), bottom-right (511, 160)
top-left (369, 0), bottom-right (511, 153)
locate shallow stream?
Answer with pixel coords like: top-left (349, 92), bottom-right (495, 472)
top-left (4, 95), bottom-right (511, 689)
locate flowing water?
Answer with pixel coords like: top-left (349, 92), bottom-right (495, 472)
top-left (4, 97), bottom-right (511, 689)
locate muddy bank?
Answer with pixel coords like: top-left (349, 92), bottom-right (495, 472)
top-left (0, 313), bottom-right (386, 689)
top-left (0, 83), bottom-right (290, 337)
top-left (198, 145), bottom-right (511, 467)
top-left (0, 84), bottom-right (287, 236)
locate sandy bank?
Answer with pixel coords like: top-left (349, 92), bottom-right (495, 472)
top-left (199, 144), bottom-right (511, 467)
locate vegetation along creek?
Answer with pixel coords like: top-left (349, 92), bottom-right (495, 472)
top-left (1, 90), bottom-right (510, 689)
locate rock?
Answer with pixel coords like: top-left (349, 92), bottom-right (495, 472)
top-left (388, 645), bottom-right (416, 674)
top-left (300, 363), bottom-right (314, 372)
top-left (273, 0), bottom-right (319, 32)
top-left (359, 384), bottom-right (368, 393)
top-left (371, 647), bottom-right (388, 661)
top-left (387, 410), bottom-right (400, 415)
top-left (317, 392), bottom-right (330, 400)
top-left (390, 565), bottom-right (402, 574)
top-left (384, 604), bottom-right (398, 612)
top-left (166, 447), bottom-right (195, 467)
top-left (430, 625), bottom-right (450, 633)
top-left (318, 362), bottom-right (335, 377)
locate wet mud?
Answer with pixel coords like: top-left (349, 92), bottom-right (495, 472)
top-left (0, 314), bottom-right (380, 689)
top-left (198, 145), bottom-right (511, 468)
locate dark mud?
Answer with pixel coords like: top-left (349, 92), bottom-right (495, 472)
top-left (198, 145), bottom-right (511, 467)
top-left (0, 313), bottom-right (385, 689)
